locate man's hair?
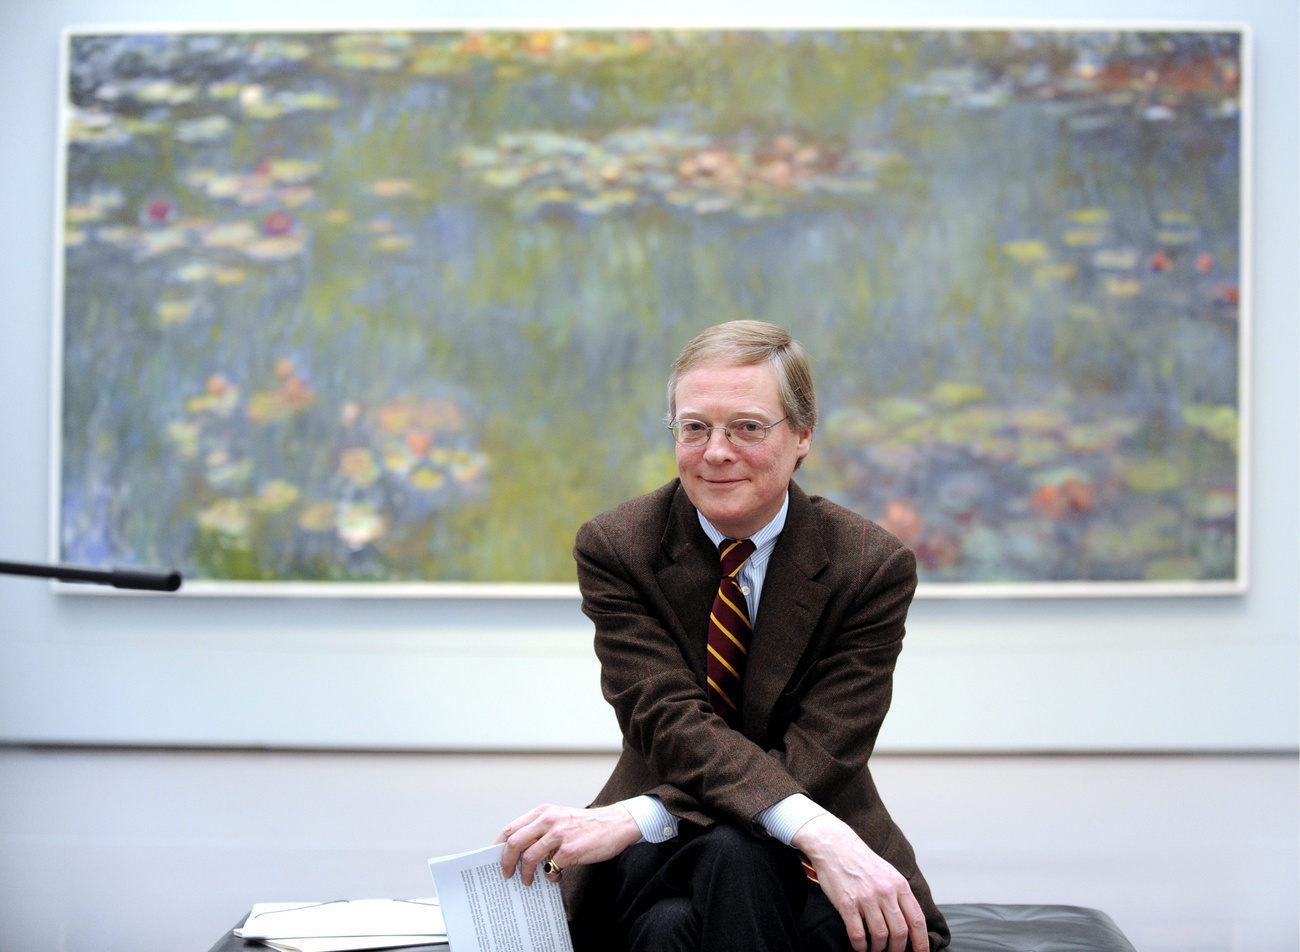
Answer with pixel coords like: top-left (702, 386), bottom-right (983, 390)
top-left (667, 320), bottom-right (817, 434)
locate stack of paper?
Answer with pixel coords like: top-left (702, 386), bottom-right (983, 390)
top-left (234, 898), bottom-right (448, 952)
top-left (427, 844), bottom-right (573, 952)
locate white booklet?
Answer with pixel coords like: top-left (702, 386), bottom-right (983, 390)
top-left (234, 898), bottom-right (447, 951)
top-left (427, 844), bottom-right (574, 952)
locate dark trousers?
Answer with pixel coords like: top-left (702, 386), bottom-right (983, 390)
top-left (600, 823), bottom-right (856, 952)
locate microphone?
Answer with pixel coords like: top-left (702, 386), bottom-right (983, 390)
top-left (0, 559), bottom-right (183, 592)
top-left (107, 566), bottom-right (184, 592)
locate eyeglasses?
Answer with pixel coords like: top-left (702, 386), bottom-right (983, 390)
top-left (667, 417), bottom-right (789, 447)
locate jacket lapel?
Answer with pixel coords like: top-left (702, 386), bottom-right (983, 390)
top-left (653, 483), bottom-right (719, 680)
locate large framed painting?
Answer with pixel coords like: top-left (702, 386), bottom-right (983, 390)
top-left (54, 24), bottom-right (1248, 596)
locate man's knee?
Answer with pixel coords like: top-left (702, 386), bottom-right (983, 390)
top-left (691, 823), bottom-right (800, 885)
top-left (629, 896), bottom-right (697, 952)
top-left (697, 822), bottom-right (756, 854)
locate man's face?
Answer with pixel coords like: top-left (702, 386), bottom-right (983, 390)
top-left (673, 359), bottom-right (812, 540)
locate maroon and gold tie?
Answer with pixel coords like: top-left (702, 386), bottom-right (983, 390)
top-left (706, 538), bottom-right (756, 728)
top-left (707, 538), bottom-right (822, 884)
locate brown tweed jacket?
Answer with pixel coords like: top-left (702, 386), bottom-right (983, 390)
top-left (562, 479), bottom-right (948, 949)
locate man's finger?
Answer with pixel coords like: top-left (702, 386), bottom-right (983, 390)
top-left (515, 846), bottom-right (540, 885)
top-left (495, 808), bottom-right (547, 877)
top-left (858, 900), bottom-right (890, 952)
top-left (837, 908), bottom-right (868, 952)
top-left (519, 833), bottom-right (560, 886)
top-left (501, 818), bottom-right (546, 881)
top-left (880, 900), bottom-right (911, 952)
top-left (901, 892), bottom-right (930, 952)
top-left (498, 831), bottom-right (524, 879)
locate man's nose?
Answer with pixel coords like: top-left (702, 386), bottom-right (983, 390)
top-left (702, 427), bottom-right (735, 458)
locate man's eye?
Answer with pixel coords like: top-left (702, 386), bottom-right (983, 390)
top-left (681, 421), bottom-right (707, 433)
top-left (734, 421), bottom-right (762, 433)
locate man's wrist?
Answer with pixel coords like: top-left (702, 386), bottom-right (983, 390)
top-left (618, 794), bottom-right (679, 843)
top-left (755, 793), bottom-right (829, 846)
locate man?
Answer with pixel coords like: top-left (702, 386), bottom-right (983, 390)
top-left (498, 321), bottom-right (948, 952)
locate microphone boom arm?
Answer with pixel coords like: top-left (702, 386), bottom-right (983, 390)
top-left (0, 559), bottom-right (182, 592)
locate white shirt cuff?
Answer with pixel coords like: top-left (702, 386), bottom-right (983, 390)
top-left (619, 794), bottom-right (679, 843)
top-left (755, 794), bottom-right (828, 846)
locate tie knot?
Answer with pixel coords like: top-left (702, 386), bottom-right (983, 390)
top-left (719, 538), bottom-right (756, 578)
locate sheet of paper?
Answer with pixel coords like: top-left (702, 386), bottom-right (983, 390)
top-left (235, 898), bottom-right (445, 941)
top-left (427, 844), bottom-right (574, 952)
top-left (261, 936), bottom-right (447, 952)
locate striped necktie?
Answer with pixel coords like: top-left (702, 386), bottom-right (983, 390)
top-left (707, 538), bottom-right (822, 885)
top-left (706, 538), bottom-right (756, 728)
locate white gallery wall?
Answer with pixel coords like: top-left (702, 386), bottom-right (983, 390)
top-left (0, 0), bottom-right (1295, 754)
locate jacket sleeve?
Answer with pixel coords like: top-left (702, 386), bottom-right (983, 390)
top-left (763, 540), bottom-right (915, 821)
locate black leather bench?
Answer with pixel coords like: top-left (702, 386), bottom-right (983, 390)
top-left (209, 902), bottom-right (1138, 951)
top-left (942, 903), bottom-right (1137, 952)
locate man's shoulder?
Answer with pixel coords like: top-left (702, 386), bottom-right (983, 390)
top-left (578, 480), bottom-right (683, 542)
top-left (787, 485), bottom-right (914, 576)
top-left (795, 485), bottom-right (903, 545)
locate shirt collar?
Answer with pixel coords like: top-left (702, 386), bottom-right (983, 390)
top-left (697, 490), bottom-right (788, 565)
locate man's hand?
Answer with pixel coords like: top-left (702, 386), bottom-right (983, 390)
top-left (495, 803), bottom-right (643, 886)
top-left (791, 813), bottom-right (930, 952)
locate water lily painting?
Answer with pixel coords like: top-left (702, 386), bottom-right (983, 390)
top-left (55, 26), bottom-right (1246, 595)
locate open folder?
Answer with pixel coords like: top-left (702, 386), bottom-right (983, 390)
top-left (234, 898), bottom-right (448, 952)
